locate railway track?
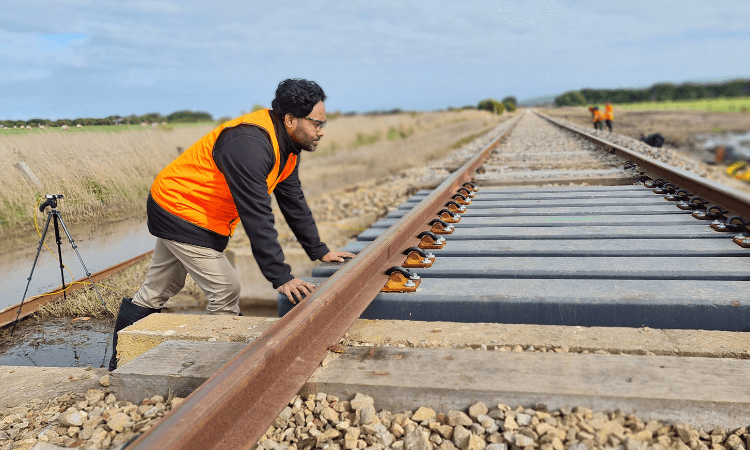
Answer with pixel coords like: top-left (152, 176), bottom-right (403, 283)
top-left (121, 109), bottom-right (750, 449)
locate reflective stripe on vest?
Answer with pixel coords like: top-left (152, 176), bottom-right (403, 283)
top-left (150, 109), bottom-right (297, 236)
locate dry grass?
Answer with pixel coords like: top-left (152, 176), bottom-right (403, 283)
top-left (0, 124), bottom-right (215, 240)
top-left (34, 258), bottom-right (151, 320)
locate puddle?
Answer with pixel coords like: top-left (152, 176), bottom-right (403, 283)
top-left (0, 218), bottom-right (155, 312)
top-left (697, 129), bottom-right (750, 161)
top-left (0, 318), bottom-right (113, 368)
top-left (0, 302), bottom-right (277, 368)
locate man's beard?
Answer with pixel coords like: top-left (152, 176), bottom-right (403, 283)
top-left (296, 134), bottom-right (320, 152)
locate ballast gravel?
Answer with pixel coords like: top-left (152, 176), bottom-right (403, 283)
top-left (476, 114), bottom-right (627, 180)
top-left (254, 392), bottom-right (750, 450)
top-left (0, 379), bottom-right (182, 450)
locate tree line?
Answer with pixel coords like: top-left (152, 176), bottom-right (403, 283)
top-left (555, 79), bottom-right (750, 106)
top-left (0, 110), bottom-right (213, 129)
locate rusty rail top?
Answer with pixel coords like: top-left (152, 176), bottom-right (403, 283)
top-left (126, 115), bottom-right (524, 450)
top-left (538, 111), bottom-right (750, 220)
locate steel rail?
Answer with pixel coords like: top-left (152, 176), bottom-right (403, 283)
top-left (0, 250), bottom-right (154, 328)
top-left (537, 111), bottom-right (750, 220)
top-left (125, 113), bottom-right (523, 450)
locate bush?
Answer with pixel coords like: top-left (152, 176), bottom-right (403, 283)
top-left (477, 99), bottom-right (505, 114)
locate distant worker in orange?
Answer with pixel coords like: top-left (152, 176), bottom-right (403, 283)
top-left (603, 101), bottom-right (614, 132)
top-left (588, 106), bottom-right (604, 131)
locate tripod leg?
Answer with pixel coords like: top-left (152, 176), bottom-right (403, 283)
top-left (52, 212), bottom-right (67, 301)
top-left (55, 214), bottom-right (109, 311)
top-left (11, 212), bottom-right (53, 336)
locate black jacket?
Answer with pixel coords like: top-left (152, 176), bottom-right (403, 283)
top-left (147, 111), bottom-right (329, 288)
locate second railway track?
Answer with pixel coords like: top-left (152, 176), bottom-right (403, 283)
top-left (126, 110), bottom-right (750, 449)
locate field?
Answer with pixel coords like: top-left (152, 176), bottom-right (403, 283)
top-left (609, 96), bottom-right (750, 113)
top-left (542, 106), bottom-right (750, 150)
top-left (0, 109), bottom-right (504, 248)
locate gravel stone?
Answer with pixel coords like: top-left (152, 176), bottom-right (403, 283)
top-left (403, 427), bottom-right (431, 450)
top-left (57, 410), bottom-right (85, 428)
top-left (468, 403), bottom-right (488, 421)
top-left (446, 411), bottom-right (473, 427)
top-left (412, 407), bottom-right (436, 423)
top-left (515, 413), bottom-right (532, 427)
top-left (453, 425), bottom-right (471, 449)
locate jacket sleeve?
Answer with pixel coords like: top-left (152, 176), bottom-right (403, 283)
top-left (213, 127), bottom-right (295, 289)
top-left (274, 162), bottom-right (330, 261)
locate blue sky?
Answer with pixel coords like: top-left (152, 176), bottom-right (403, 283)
top-left (1, 0), bottom-right (748, 120)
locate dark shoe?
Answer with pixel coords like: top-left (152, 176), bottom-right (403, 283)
top-left (108, 298), bottom-right (161, 371)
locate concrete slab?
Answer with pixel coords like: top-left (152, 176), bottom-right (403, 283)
top-left (303, 347), bottom-right (750, 429)
top-left (339, 238), bottom-right (750, 257)
top-left (110, 340), bottom-right (247, 404)
top-left (105, 315), bottom-right (750, 361)
top-left (407, 189), bottom-right (659, 202)
top-left (312, 256), bottom-right (750, 281)
top-left (410, 186), bottom-right (652, 197)
top-left (386, 205), bottom-right (689, 219)
top-left (280, 278), bottom-right (750, 331)
top-left (372, 214), bottom-right (704, 229)
top-left (105, 330), bottom-right (750, 430)
top-left (356, 224), bottom-right (729, 241)
top-left (399, 197), bottom-right (676, 209)
top-left (0, 366), bottom-right (108, 413)
top-left (115, 314), bottom-right (276, 367)
top-left (474, 168), bottom-right (630, 179)
top-left (340, 319), bottom-right (750, 359)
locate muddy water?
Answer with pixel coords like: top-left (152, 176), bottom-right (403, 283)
top-left (0, 218), bottom-right (155, 312)
top-left (697, 129), bottom-right (750, 159)
top-left (0, 318), bottom-right (113, 368)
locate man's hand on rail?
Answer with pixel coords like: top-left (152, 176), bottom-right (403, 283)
top-left (278, 278), bottom-right (315, 305)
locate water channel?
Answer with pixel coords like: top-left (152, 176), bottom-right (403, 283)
top-left (0, 217), bottom-right (155, 312)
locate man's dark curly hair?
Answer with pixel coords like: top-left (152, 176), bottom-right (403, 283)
top-left (271, 79), bottom-right (326, 119)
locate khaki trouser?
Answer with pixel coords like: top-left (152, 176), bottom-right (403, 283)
top-left (132, 238), bottom-right (241, 315)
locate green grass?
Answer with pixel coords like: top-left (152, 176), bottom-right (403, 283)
top-left (613, 97), bottom-right (750, 113)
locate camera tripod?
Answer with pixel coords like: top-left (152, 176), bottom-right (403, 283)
top-left (11, 195), bottom-right (107, 335)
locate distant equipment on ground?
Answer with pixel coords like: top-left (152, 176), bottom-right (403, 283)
top-left (640, 133), bottom-right (665, 148)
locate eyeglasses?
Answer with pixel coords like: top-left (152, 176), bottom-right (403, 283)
top-left (303, 116), bottom-right (327, 130)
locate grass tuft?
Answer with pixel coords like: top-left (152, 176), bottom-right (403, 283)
top-left (34, 258), bottom-right (151, 320)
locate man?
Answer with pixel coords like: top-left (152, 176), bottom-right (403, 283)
top-left (603, 101), bottom-right (614, 132)
top-left (109, 78), bottom-right (355, 370)
top-left (588, 106), bottom-right (604, 131)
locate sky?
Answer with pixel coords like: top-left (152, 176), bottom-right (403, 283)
top-left (1, 0), bottom-right (749, 120)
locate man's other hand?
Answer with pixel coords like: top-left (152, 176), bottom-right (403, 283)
top-left (320, 251), bottom-right (356, 263)
top-left (278, 278), bottom-right (315, 305)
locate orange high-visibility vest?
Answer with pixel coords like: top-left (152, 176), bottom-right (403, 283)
top-left (604, 103), bottom-right (614, 120)
top-left (150, 109), bottom-right (297, 236)
top-left (593, 110), bottom-right (605, 122)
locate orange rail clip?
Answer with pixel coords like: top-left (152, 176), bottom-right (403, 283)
top-left (382, 267), bottom-right (421, 292)
top-left (418, 232), bottom-right (446, 250)
top-left (402, 250), bottom-right (435, 268)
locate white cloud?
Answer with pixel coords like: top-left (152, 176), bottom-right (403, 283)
top-left (1, 0), bottom-right (749, 119)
